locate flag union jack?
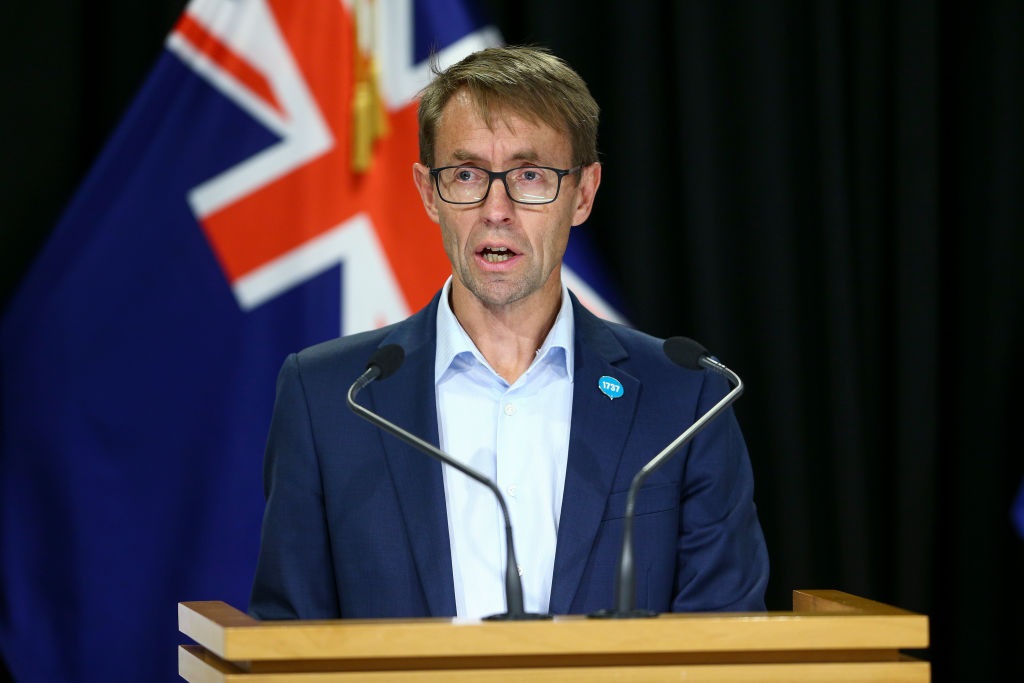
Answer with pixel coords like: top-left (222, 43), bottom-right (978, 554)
top-left (170, 0), bottom-right (500, 330)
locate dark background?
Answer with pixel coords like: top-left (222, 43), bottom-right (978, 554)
top-left (3, 2), bottom-right (1022, 681)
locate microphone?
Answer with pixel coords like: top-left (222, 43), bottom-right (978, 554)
top-left (347, 344), bottom-right (549, 621)
top-left (592, 336), bottom-right (745, 618)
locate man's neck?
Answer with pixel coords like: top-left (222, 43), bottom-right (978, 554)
top-left (449, 282), bottom-right (562, 384)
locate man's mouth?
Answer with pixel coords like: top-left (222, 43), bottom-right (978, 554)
top-left (481, 246), bottom-right (515, 263)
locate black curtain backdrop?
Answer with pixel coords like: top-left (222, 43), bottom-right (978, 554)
top-left (3, 2), bottom-right (1022, 682)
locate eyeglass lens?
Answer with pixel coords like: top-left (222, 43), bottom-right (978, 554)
top-left (435, 166), bottom-right (563, 204)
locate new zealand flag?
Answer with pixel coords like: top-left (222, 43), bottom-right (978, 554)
top-left (0, 1), bottom-right (621, 681)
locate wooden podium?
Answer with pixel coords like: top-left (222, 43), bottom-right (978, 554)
top-left (178, 589), bottom-right (929, 681)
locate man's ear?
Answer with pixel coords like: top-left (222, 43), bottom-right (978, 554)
top-left (412, 163), bottom-right (440, 223)
top-left (570, 162), bottom-right (602, 227)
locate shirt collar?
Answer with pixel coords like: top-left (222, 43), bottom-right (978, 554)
top-left (435, 277), bottom-right (575, 385)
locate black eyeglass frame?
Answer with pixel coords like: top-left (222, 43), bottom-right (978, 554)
top-left (428, 165), bottom-right (583, 205)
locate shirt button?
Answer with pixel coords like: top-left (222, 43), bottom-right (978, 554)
top-left (504, 403), bottom-right (516, 416)
top-left (507, 485), bottom-right (518, 497)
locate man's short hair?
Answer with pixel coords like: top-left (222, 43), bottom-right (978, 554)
top-left (417, 45), bottom-right (600, 168)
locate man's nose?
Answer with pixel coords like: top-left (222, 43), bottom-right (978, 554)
top-left (479, 177), bottom-right (515, 219)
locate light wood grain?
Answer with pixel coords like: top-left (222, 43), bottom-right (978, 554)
top-left (181, 645), bottom-right (930, 682)
top-left (178, 590), bottom-right (930, 682)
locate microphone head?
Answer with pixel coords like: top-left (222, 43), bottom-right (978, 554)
top-left (367, 344), bottom-right (405, 380)
top-left (662, 336), bottom-right (708, 370)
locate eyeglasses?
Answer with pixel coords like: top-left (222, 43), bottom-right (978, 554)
top-left (429, 165), bottom-right (582, 205)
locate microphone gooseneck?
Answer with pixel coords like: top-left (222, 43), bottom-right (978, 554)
top-left (347, 344), bottom-right (548, 621)
top-left (593, 336), bottom-right (745, 619)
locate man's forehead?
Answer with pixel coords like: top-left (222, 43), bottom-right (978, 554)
top-left (435, 92), bottom-right (569, 160)
top-left (439, 91), bottom-right (542, 131)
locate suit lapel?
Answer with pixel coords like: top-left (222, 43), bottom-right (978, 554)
top-left (367, 295), bottom-right (457, 616)
top-left (549, 298), bottom-right (638, 614)
top-left (364, 292), bottom-right (639, 616)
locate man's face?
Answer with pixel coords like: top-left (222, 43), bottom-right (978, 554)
top-left (413, 90), bottom-right (600, 311)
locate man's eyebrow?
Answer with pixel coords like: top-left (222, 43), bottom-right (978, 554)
top-left (450, 150), bottom-right (480, 163)
top-left (449, 149), bottom-right (544, 165)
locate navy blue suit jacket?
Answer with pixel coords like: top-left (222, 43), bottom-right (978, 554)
top-left (249, 291), bottom-right (768, 619)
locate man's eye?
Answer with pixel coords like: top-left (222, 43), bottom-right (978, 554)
top-left (454, 169), bottom-right (478, 182)
top-left (512, 168), bottom-right (547, 184)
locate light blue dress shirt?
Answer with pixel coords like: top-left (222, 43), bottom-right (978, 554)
top-left (434, 278), bottom-right (575, 619)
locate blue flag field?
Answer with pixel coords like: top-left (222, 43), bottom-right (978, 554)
top-left (0, 1), bottom-right (622, 681)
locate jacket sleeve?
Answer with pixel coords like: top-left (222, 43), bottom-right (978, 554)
top-left (671, 371), bottom-right (769, 612)
top-left (248, 353), bottom-right (341, 620)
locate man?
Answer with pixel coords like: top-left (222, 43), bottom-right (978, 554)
top-left (249, 46), bottom-right (768, 620)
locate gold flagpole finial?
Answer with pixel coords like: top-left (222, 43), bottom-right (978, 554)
top-left (352, 0), bottom-right (388, 173)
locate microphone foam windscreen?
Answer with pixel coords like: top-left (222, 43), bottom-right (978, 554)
top-left (368, 344), bottom-right (406, 380)
top-left (662, 336), bottom-right (708, 370)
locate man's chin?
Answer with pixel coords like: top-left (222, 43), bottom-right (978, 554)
top-left (462, 277), bottom-right (533, 308)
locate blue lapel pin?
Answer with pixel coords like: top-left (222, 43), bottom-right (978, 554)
top-left (598, 375), bottom-right (624, 400)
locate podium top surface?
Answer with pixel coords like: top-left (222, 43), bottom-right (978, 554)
top-left (179, 590), bottom-right (929, 662)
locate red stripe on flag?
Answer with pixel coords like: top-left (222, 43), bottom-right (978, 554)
top-left (175, 12), bottom-right (284, 116)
